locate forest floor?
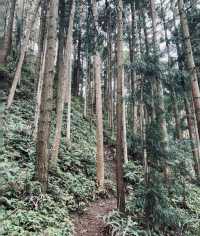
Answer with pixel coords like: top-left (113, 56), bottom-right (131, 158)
top-left (73, 144), bottom-right (117, 236)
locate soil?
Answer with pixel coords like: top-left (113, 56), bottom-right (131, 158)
top-left (73, 197), bottom-right (116, 236)
top-left (73, 144), bottom-right (117, 236)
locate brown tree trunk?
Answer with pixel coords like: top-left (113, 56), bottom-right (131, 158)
top-left (84, 47), bottom-right (91, 118)
top-left (66, 45), bottom-right (73, 143)
top-left (33, 38), bottom-right (47, 141)
top-left (95, 54), bottom-right (104, 189)
top-left (185, 97), bottom-right (200, 178)
top-left (0, 0), bottom-right (16, 64)
top-left (141, 93), bottom-right (148, 184)
top-left (161, 0), bottom-right (182, 140)
top-left (116, 0), bottom-right (126, 212)
top-left (33, 0), bottom-right (48, 141)
top-left (72, 1), bottom-right (83, 96)
top-left (150, 0), bottom-right (169, 179)
top-left (130, 0), bottom-right (137, 134)
top-left (0, 3), bottom-right (9, 61)
top-left (92, 0), bottom-right (105, 189)
top-left (36, 0), bottom-right (58, 193)
top-left (178, 0), bottom-right (200, 140)
top-left (107, 5), bottom-right (113, 130)
top-left (172, 90), bottom-right (182, 139)
top-left (170, 0), bottom-right (200, 178)
top-left (7, 0), bottom-right (40, 109)
top-left (51, 0), bottom-right (75, 163)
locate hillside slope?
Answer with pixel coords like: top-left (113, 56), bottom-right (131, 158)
top-left (0, 74), bottom-right (97, 235)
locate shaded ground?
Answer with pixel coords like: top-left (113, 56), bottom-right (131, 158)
top-left (73, 198), bottom-right (116, 236)
top-left (73, 145), bottom-right (116, 236)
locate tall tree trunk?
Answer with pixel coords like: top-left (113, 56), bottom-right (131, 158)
top-left (66, 45), bottom-right (73, 143)
top-left (140, 81), bottom-right (148, 184)
top-left (36, 0), bottom-right (58, 193)
top-left (33, 0), bottom-right (48, 140)
top-left (150, 0), bottom-right (169, 178)
top-left (161, 0), bottom-right (182, 140)
top-left (95, 54), bottom-right (104, 188)
top-left (51, 0), bottom-right (75, 164)
top-left (92, 0), bottom-right (105, 189)
top-left (130, 0), bottom-right (137, 134)
top-left (0, 2), bottom-right (9, 61)
top-left (7, 0), bottom-right (40, 109)
top-left (84, 40), bottom-right (90, 118)
top-left (15, 0), bottom-right (25, 52)
top-left (56, 0), bottom-right (66, 105)
top-left (0, 0), bottom-right (16, 64)
top-left (107, 5), bottom-right (113, 130)
top-left (72, 0), bottom-right (83, 96)
top-left (172, 90), bottom-right (182, 139)
top-left (33, 38), bottom-right (47, 141)
top-left (172, 1), bottom-right (200, 178)
top-left (141, 6), bottom-right (155, 121)
top-left (116, 0), bottom-right (126, 213)
top-left (76, 30), bottom-right (82, 96)
top-left (185, 96), bottom-right (200, 178)
top-left (178, 0), bottom-right (200, 140)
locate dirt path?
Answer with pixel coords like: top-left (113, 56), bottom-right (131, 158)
top-left (73, 145), bottom-right (116, 236)
top-left (73, 197), bottom-right (116, 236)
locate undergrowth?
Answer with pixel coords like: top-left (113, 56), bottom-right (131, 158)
top-left (0, 74), bottom-right (97, 235)
top-left (104, 137), bottom-right (200, 236)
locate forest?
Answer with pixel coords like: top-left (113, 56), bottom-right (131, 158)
top-left (0, 0), bottom-right (200, 235)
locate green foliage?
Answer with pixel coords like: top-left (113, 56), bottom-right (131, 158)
top-left (104, 211), bottom-right (148, 236)
top-left (105, 137), bottom-right (200, 235)
top-left (124, 161), bottom-right (143, 187)
top-left (127, 132), bottom-right (143, 156)
top-left (0, 79), bottom-right (97, 235)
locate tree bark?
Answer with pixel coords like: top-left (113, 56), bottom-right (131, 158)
top-left (172, 91), bottom-right (182, 139)
top-left (0, 0), bottom-right (16, 64)
top-left (172, 0), bottom-right (200, 178)
top-left (51, 0), bottom-right (75, 163)
top-left (178, 0), bottom-right (200, 140)
top-left (72, 0), bottom-right (83, 96)
top-left (130, 0), bottom-right (137, 134)
top-left (92, 0), bottom-right (105, 189)
top-left (184, 96), bottom-right (200, 178)
top-left (94, 54), bottom-right (104, 188)
top-left (0, 2), bottom-right (9, 62)
top-left (161, 0), bottom-right (182, 140)
top-left (66, 45), bottom-right (73, 143)
top-left (116, 0), bottom-right (126, 213)
top-left (33, 0), bottom-right (48, 141)
top-left (36, 0), bottom-right (58, 193)
top-left (150, 0), bottom-right (169, 180)
top-left (7, 0), bottom-right (40, 109)
top-left (107, 5), bottom-right (113, 130)
top-left (33, 37), bottom-right (47, 141)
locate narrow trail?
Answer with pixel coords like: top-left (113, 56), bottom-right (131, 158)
top-left (73, 144), bottom-right (117, 236)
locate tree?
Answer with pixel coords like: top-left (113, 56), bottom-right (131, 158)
top-left (170, 0), bottom-right (200, 178)
top-left (33, 0), bottom-right (49, 140)
top-left (7, 0), bottom-right (40, 109)
top-left (94, 54), bottom-right (104, 189)
top-left (0, 0), bottom-right (16, 64)
top-left (72, 0), bottom-right (83, 96)
top-left (51, 0), bottom-right (76, 164)
top-left (116, 0), bottom-right (126, 212)
top-left (178, 0), bottom-right (200, 140)
top-left (129, 0), bottom-right (138, 134)
top-left (149, 0), bottom-right (169, 179)
top-left (36, 0), bottom-right (58, 192)
top-left (92, 0), bottom-right (105, 189)
top-left (106, 1), bottom-right (113, 130)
